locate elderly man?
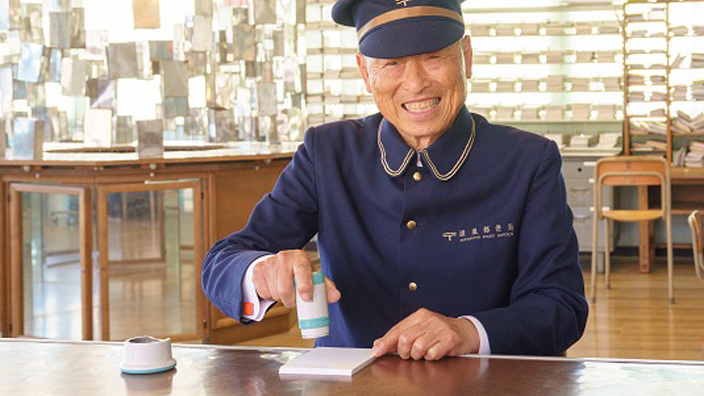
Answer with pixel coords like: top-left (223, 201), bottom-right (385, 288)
top-left (202, 0), bottom-right (588, 360)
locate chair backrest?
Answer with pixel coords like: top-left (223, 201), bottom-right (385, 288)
top-left (593, 156), bottom-right (670, 218)
top-left (595, 156), bottom-right (669, 187)
top-left (689, 210), bottom-right (704, 283)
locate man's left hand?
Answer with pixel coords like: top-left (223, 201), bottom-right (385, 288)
top-left (371, 308), bottom-right (480, 361)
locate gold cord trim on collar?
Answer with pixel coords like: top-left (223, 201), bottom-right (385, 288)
top-left (420, 116), bottom-right (475, 181)
top-left (377, 114), bottom-right (476, 181)
top-left (357, 6), bottom-right (464, 41)
top-left (377, 119), bottom-right (415, 177)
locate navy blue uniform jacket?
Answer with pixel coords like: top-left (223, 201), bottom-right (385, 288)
top-left (202, 107), bottom-right (589, 355)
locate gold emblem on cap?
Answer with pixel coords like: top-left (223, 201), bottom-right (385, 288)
top-left (396, 0), bottom-right (412, 6)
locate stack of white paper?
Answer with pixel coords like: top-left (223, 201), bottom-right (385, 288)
top-left (545, 51), bottom-right (564, 64)
top-left (470, 80), bottom-right (491, 93)
top-left (519, 79), bottom-right (540, 92)
top-left (520, 53), bottom-right (540, 64)
top-left (685, 141), bottom-right (704, 168)
top-left (496, 79), bottom-right (515, 93)
top-left (602, 77), bottom-right (621, 91)
top-left (598, 21), bottom-right (621, 34)
top-left (495, 52), bottom-right (515, 64)
top-left (495, 106), bottom-right (515, 120)
top-left (545, 133), bottom-right (566, 148)
top-left (470, 25), bottom-right (491, 36)
top-left (596, 105), bottom-right (616, 120)
top-left (279, 348), bottom-right (376, 377)
top-left (672, 86), bottom-right (687, 102)
top-left (473, 53), bottom-right (492, 64)
top-left (596, 133), bottom-right (622, 149)
top-left (571, 104), bottom-right (591, 120)
top-left (545, 22), bottom-right (567, 36)
top-left (575, 51), bottom-right (595, 63)
top-left (546, 105), bottom-right (565, 121)
top-left (670, 25), bottom-right (688, 36)
top-left (570, 78), bottom-right (590, 92)
top-left (520, 106), bottom-right (540, 120)
top-left (570, 134), bottom-right (598, 148)
top-left (691, 53), bottom-right (704, 68)
top-left (692, 80), bottom-right (704, 101)
top-left (546, 75), bottom-right (566, 91)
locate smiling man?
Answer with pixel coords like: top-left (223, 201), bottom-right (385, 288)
top-left (202, 0), bottom-right (588, 360)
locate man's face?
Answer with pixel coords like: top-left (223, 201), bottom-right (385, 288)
top-left (357, 36), bottom-right (473, 149)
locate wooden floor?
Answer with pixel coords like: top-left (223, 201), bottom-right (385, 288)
top-left (236, 257), bottom-right (704, 361)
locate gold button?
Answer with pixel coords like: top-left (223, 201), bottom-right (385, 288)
top-left (413, 172), bottom-right (422, 181)
top-left (409, 282), bottom-right (418, 292)
top-left (406, 220), bottom-right (417, 230)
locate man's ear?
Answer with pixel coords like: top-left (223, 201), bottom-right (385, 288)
top-left (462, 35), bottom-right (473, 79)
top-left (356, 52), bottom-right (374, 93)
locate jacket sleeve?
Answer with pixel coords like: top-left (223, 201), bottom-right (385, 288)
top-left (201, 128), bottom-right (319, 322)
top-left (472, 140), bottom-right (589, 355)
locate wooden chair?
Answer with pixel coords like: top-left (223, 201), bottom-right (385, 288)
top-left (688, 210), bottom-right (704, 283)
top-left (591, 156), bottom-right (674, 304)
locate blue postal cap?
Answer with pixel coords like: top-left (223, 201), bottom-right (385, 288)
top-left (331, 0), bottom-right (466, 59)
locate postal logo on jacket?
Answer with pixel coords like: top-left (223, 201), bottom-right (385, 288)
top-left (443, 223), bottom-right (515, 242)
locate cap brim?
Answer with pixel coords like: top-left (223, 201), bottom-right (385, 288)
top-left (359, 17), bottom-right (465, 59)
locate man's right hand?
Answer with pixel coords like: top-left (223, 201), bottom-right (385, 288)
top-left (251, 249), bottom-right (341, 309)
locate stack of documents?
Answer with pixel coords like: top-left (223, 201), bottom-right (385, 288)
top-left (599, 21), bottom-right (621, 34)
top-left (520, 106), bottom-right (540, 121)
top-left (650, 91), bottom-right (668, 102)
top-left (571, 104), bottom-right (591, 120)
top-left (671, 111), bottom-right (704, 134)
top-left (628, 75), bottom-right (645, 86)
top-left (650, 75), bottom-right (667, 85)
top-left (520, 24), bottom-right (540, 36)
top-left (495, 52), bottom-right (515, 64)
top-left (545, 22), bottom-right (568, 35)
top-left (470, 80), bottom-right (491, 93)
top-left (650, 108), bottom-right (667, 118)
top-left (694, 26), bottom-right (704, 35)
top-left (691, 53), bottom-right (704, 68)
top-left (602, 77), bottom-right (621, 91)
top-left (570, 78), bottom-right (590, 92)
top-left (631, 121), bottom-right (667, 135)
top-left (471, 106), bottom-right (492, 119)
top-left (574, 22), bottom-right (593, 35)
top-left (545, 51), bottom-right (564, 63)
top-left (628, 91), bottom-right (645, 102)
top-left (596, 105), bottom-right (616, 120)
top-left (685, 141), bottom-right (704, 168)
top-left (575, 51), bottom-right (595, 63)
top-left (520, 53), bottom-right (540, 64)
top-left (496, 79), bottom-right (516, 92)
top-left (670, 26), bottom-right (688, 36)
top-left (596, 133), bottom-right (622, 149)
top-left (570, 134), bottom-right (598, 148)
top-left (596, 51), bottom-right (616, 63)
top-left (520, 79), bottom-right (540, 92)
top-left (470, 25), bottom-right (491, 36)
top-left (692, 80), bottom-right (704, 101)
top-left (473, 53), bottom-right (492, 64)
top-left (546, 105), bottom-right (565, 121)
top-left (495, 25), bottom-right (516, 36)
top-left (672, 86), bottom-right (687, 102)
top-left (546, 75), bottom-right (566, 91)
top-left (495, 106), bottom-right (515, 120)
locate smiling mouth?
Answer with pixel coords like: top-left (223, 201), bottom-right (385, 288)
top-left (402, 98), bottom-right (441, 112)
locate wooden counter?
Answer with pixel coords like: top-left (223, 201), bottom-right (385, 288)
top-left (0, 144), bottom-right (297, 344)
top-left (2, 339), bottom-right (703, 395)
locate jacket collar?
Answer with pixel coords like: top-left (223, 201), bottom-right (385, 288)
top-left (377, 106), bottom-right (476, 181)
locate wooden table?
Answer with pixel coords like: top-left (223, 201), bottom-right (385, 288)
top-left (0, 143), bottom-right (297, 344)
top-left (1, 339), bottom-right (702, 395)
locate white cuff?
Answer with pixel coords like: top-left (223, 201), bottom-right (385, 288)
top-left (460, 315), bottom-right (491, 355)
top-left (241, 255), bottom-right (276, 321)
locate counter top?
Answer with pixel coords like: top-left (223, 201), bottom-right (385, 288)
top-left (1, 339), bottom-right (702, 396)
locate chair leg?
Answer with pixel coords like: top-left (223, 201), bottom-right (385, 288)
top-left (604, 218), bottom-right (612, 290)
top-left (666, 214), bottom-right (675, 304)
top-left (591, 214), bottom-right (599, 303)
